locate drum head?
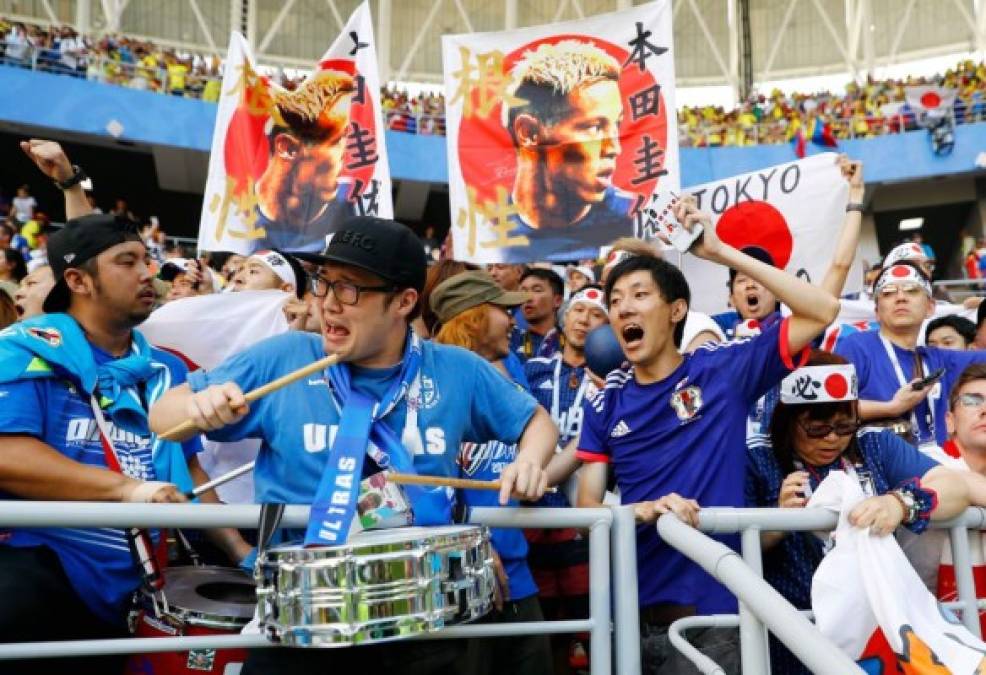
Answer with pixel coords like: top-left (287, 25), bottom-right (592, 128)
top-left (159, 566), bottom-right (257, 627)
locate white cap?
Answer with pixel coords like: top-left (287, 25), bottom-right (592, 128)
top-left (883, 242), bottom-right (926, 268)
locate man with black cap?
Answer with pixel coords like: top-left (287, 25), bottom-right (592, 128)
top-left (0, 213), bottom-right (204, 673)
top-left (150, 215), bottom-right (557, 674)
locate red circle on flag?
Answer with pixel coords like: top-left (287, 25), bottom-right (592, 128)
top-left (455, 34), bottom-right (668, 206)
top-left (920, 91), bottom-right (941, 109)
top-left (715, 200), bottom-right (794, 269)
top-left (824, 373), bottom-right (849, 399)
top-left (891, 265), bottom-right (911, 278)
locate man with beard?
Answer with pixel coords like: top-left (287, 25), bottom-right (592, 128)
top-left (253, 69), bottom-right (358, 251)
top-left (576, 197), bottom-right (840, 674)
top-left (0, 214), bottom-right (201, 674)
top-left (497, 40), bottom-right (635, 262)
top-left (512, 267), bottom-right (564, 361)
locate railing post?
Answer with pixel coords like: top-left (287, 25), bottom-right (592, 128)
top-left (611, 505), bottom-right (641, 675)
top-left (739, 527), bottom-right (770, 675)
top-left (589, 515), bottom-right (612, 675)
top-left (949, 524), bottom-right (982, 638)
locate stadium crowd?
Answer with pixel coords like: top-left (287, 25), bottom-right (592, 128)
top-left (4, 136), bottom-right (986, 675)
top-left (7, 15), bottom-right (986, 146)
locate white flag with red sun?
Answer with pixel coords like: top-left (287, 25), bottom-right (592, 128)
top-left (198, 2), bottom-right (391, 255)
top-left (442, 0), bottom-right (678, 264)
top-left (679, 152), bottom-right (859, 316)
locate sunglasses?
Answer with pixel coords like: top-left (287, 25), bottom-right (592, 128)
top-left (878, 283), bottom-right (925, 297)
top-left (799, 419), bottom-right (860, 439)
top-left (955, 393), bottom-right (986, 410)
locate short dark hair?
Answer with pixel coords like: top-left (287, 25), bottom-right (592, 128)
top-left (769, 350), bottom-right (861, 475)
top-left (520, 267), bottom-right (564, 298)
top-left (925, 314), bottom-right (976, 347)
top-left (2, 249), bottom-right (27, 282)
top-left (604, 254), bottom-right (690, 348)
top-left (950, 363), bottom-right (986, 410)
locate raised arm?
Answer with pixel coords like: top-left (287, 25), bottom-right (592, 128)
top-left (498, 405), bottom-right (557, 505)
top-left (819, 155), bottom-right (865, 298)
top-left (675, 198), bottom-right (841, 355)
top-left (20, 139), bottom-right (93, 221)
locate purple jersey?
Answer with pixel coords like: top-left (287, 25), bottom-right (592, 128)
top-left (577, 319), bottom-right (802, 612)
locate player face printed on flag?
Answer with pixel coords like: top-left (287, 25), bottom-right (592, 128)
top-left (442, 1), bottom-right (678, 264)
top-left (678, 152), bottom-right (857, 315)
top-left (198, 1), bottom-right (392, 256)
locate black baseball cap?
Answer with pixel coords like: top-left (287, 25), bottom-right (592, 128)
top-left (315, 216), bottom-right (427, 292)
top-left (43, 214), bottom-right (142, 313)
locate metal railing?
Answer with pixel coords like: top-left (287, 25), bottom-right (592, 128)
top-left (659, 506), bottom-right (986, 674)
top-left (0, 501), bottom-right (639, 675)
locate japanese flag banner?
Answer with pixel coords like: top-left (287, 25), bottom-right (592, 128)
top-left (198, 1), bottom-right (391, 256)
top-left (811, 471), bottom-right (986, 673)
top-left (442, 0), bottom-right (678, 264)
top-left (905, 86), bottom-right (957, 117)
top-left (679, 152), bottom-right (859, 316)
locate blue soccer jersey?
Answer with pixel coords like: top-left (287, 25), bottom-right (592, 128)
top-left (835, 329), bottom-right (986, 445)
top-left (525, 354), bottom-right (588, 448)
top-left (187, 332), bottom-right (538, 507)
top-left (0, 344), bottom-right (200, 626)
top-left (577, 318), bottom-right (803, 613)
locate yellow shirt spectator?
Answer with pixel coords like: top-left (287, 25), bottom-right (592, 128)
top-left (167, 62), bottom-right (189, 92)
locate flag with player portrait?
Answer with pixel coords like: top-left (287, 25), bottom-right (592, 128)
top-left (442, 0), bottom-right (678, 264)
top-left (198, 1), bottom-right (392, 256)
top-left (678, 152), bottom-right (861, 316)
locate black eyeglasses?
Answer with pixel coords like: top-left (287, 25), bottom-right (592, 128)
top-left (310, 276), bottom-right (395, 305)
top-left (799, 419), bottom-right (860, 439)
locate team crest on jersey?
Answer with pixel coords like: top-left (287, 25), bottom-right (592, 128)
top-left (410, 375), bottom-right (440, 411)
top-left (27, 326), bottom-right (62, 348)
top-left (670, 386), bottom-right (703, 422)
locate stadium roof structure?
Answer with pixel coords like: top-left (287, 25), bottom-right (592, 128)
top-left (6, 0), bottom-right (986, 98)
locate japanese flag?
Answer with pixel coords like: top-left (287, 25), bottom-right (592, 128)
top-left (905, 86), bottom-right (957, 116)
top-left (811, 471), bottom-right (986, 673)
top-left (679, 153), bottom-right (857, 316)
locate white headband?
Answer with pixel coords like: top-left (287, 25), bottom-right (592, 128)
top-left (568, 287), bottom-right (607, 315)
top-left (883, 242), bottom-right (926, 268)
top-left (602, 250), bottom-right (635, 276)
top-left (874, 263), bottom-right (932, 297)
top-left (250, 250), bottom-right (297, 288)
top-left (780, 364), bottom-right (858, 405)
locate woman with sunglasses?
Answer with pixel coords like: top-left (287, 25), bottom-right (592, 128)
top-left (747, 350), bottom-right (978, 674)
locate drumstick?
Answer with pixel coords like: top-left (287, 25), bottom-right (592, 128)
top-left (186, 461), bottom-right (255, 499)
top-left (388, 472), bottom-right (558, 493)
top-left (159, 353), bottom-right (340, 441)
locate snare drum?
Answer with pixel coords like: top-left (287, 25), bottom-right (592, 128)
top-left (256, 525), bottom-right (495, 647)
top-left (124, 566), bottom-right (257, 674)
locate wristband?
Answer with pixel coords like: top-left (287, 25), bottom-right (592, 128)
top-left (845, 202), bottom-right (864, 213)
top-left (55, 164), bottom-right (87, 190)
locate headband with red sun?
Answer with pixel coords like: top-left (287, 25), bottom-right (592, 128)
top-left (780, 364), bottom-right (858, 405)
top-left (874, 264), bottom-right (932, 297)
top-left (568, 287), bottom-right (608, 315)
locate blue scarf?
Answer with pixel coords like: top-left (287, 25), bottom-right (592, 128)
top-left (304, 332), bottom-right (452, 547)
top-left (0, 314), bottom-right (193, 492)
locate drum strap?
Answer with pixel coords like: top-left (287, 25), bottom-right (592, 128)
top-left (88, 394), bottom-right (169, 614)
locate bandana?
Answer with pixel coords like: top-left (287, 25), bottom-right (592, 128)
top-left (250, 250), bottom-right (297, 288)
top-left (568, 287), bottom-right (607, 315)
top-left (780, 364), bottom-right (858, 405)
top-left (883, 242), bottom-right (927, 268)
top-left (874, 264), bottom-right (932, 297)
top-left (602, 250), bottom-right (635, 277)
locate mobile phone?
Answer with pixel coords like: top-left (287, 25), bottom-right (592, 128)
top-left (912, 367), bottom-right (945, 391)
